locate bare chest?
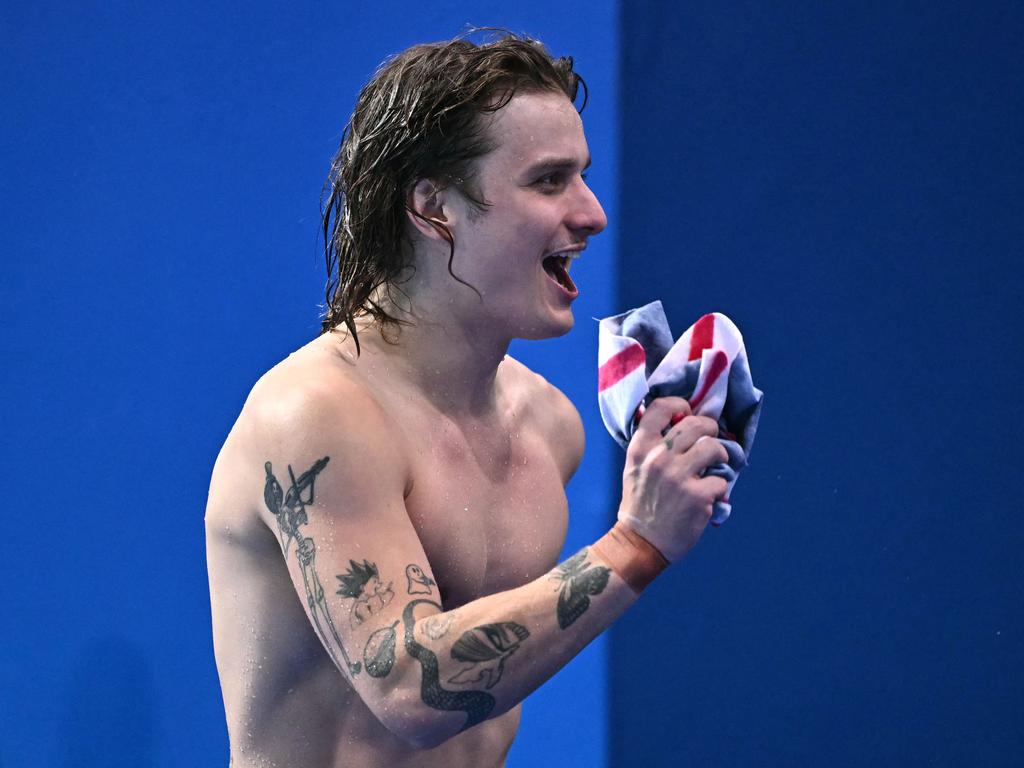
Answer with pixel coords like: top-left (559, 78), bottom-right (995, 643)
top-left (400, 414), bottom-right (569, 609)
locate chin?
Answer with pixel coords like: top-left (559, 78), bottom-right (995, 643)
top-left (518, 310), bottom-right (575, 341)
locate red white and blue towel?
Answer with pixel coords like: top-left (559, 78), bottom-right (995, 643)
top-left (597, 301), bottom-right (763, 526)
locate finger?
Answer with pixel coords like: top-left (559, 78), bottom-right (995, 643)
top-left (630, 397), bottom-right (691, 453)
top-left (662, 416), bottom-right (719, 452)
top-left (660, 410), bottom-right (689, 437)
top-left (677, 435), bottom-right (730, 476)
top-left (700, 474), bottom-right (729, 502)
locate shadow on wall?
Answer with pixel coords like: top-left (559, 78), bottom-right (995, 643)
top-left (63, 638), bottom-right (156, 767)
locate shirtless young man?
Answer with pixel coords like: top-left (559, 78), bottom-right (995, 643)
top-left (205, 34), bottom-right (729, 768)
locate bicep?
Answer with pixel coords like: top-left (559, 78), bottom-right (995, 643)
top-left (260, 448), bottom-right (440, 671)
top-left (254, 389), bottom-right (445, 712)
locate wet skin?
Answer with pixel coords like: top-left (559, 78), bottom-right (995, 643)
top-left (206, 92), bottom-right (610, 767)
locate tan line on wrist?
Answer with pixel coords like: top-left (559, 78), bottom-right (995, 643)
top-left (590, 521), bottom-right (669, 594)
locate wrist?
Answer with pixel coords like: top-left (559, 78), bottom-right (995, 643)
top-left (590, 521), bottom-right (669, 594)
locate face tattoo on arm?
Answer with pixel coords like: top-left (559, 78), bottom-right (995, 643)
top-left (336, 559), bottom-right (396, 627)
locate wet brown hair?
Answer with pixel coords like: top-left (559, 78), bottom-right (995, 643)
top-left (320, 31), bottom-right (585, 353)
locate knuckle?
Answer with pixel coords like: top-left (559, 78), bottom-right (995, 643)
top-left (649, 397), bottom-right (691, 415)
top-left (699, 436), bottom-right (724, 459)
top-left (697, 416), bottom-right (719, 435)
top-left (645, 449), bottom-right (670, 473)
top-left (625, 442), bottom-right (644, 462)
top-left (677, 472), bottom-right (698, 493)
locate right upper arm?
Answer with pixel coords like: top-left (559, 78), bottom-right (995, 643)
top-left (243, 369), bottom-right (457, 743)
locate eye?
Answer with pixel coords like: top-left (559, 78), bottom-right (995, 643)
top-left (531, 168), bottom-right (591, 192)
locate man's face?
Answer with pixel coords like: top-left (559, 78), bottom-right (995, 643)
top-left (442, 90), bottom-right (607, 340)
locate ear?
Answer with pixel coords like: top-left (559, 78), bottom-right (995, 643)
top-left (406, 178), bottom-right (453, 242)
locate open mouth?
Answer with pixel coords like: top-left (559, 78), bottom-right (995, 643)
top-left (542, 253), bottom-right (579, 296)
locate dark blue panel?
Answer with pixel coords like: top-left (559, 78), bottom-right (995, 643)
top-left (614, 2), bottom-right (1023, 766)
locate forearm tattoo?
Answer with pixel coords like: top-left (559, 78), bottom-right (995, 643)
top-left (403, 599), bottom-right (496, 731)
top-left (421, 611), bottom-right (457, 640)
top-left (262, 458), bottom-right (362, 677)
top-left (448, 623), bottom-right (530, 689)
top-left (550, 549), bottom-right (611, 630)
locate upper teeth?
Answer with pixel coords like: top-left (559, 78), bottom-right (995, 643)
top-left (551, 251), bottom-right (581, 261)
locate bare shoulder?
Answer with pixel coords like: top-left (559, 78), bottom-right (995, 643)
top-left (502, 355), bottom-right (585, 484)
top-left (256, 349), bottom-right (409, 466)
top-left (213, 344), bottom-right (412, 514)
top-left (244, 351), bottom-right (378, 436)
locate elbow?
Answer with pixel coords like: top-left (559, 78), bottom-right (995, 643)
top-left (396, 723), bottom-right (455, 752)
top-left (376, 687), bottom-right (462, 750)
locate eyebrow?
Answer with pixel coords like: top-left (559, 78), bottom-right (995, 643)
top-left (523, 155), bottom-right (593, 175)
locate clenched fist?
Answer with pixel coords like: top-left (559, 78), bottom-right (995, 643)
top-left (617, 397), bottom-right (729, 561)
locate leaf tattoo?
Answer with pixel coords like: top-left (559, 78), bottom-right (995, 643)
top-left (363, 621), bottom-right (400, 678)
top-left (550, 549), bottom-right (611, 630)
top-left (448, 622), bottom-right (530, 689)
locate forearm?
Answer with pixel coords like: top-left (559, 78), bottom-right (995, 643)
top-left (382, 529), bottom-right (662, 748)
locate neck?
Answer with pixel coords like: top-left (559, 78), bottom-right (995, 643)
top-left (342, 311), bottom-right (511, 420)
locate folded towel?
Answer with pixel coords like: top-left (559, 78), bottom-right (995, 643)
top-left (597, 301), bottom-right (763, 526)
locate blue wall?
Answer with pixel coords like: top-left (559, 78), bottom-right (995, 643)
top-left (5, 2), bottom-right (1020, 766)
top-left (613, 2), bottom-right (1023, 765)
top-left (1, 3), bottom-right (616, 766)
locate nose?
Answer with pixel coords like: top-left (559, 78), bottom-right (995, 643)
top-left (567, 178), bottom-right (608, 237)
